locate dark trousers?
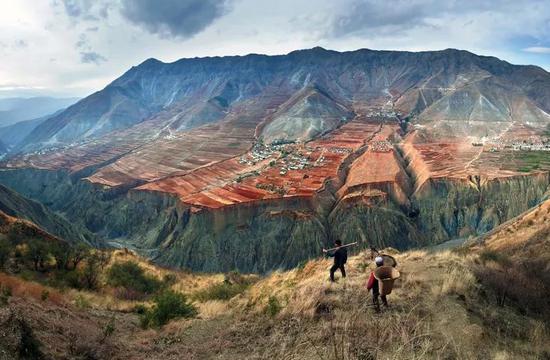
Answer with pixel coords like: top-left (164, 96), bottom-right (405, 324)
top-left (373, 293), bottom-right (388, 308)
top-left (372, 281), bottom-right (388, 310)
top-left (330, 263), bottom-right (346, 281)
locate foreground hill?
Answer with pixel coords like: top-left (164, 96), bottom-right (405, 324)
top-left (0, 199), bottom-right (548, 359)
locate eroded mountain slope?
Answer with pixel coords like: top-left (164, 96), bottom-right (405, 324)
top-left (0, 48), bottom-right (549, 272)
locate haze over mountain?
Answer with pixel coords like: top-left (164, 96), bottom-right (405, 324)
top-left (0, 97), bottom-right (79, 127)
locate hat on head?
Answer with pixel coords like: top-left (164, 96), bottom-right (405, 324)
top-left (375, 256), bottom-right (384, 266)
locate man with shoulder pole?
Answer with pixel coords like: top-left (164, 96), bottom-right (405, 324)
top-left (323, 240), bottom-right (356, 282)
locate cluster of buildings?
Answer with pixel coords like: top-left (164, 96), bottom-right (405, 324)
top-left (365, 109), bottom-right (400, 118)
top-left (238, 143), bottom-right (279, 165)
top-left (475, 136), bottom-right (550, 152)
top-left (329, 147), bottom-right (352, 154)
top-left (279, 151), bottom-right (312, 175)
top-left (369, 140), bottom-right (393, 152)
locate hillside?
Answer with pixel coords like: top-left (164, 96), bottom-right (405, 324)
top-left (0, 184), bottom-right (96, 246)
top-left (0, 197), bottom-right (548, 359)
top-left (14, 48), bottom-right (550, 153)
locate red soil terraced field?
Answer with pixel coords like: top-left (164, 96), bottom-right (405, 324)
top-left (87, 120), bottom-right (254, 186)
top-left (496, 123), bottom-right (549, 144)
top-left (3, 130), bottom-right (149, 173)
top-left (336, 124), bottom-right (409, 204)
top-left (4, 86), bottom-right (294, 184)
top-left (139, 119), bottom-right (391, 209)
top-left (401, 130), bottom-right (549, 192)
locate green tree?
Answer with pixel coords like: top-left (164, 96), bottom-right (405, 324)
top-left (80, 251), bottom-right (109, 290)
top-left (24, 239), bottom-right (48, 271)
top-left (50, 242), bottom-right (71, 270)
top-left (68, 244), bottom-right (89, 270)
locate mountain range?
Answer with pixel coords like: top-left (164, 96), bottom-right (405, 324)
top-left (0, 47), bottom-right (549, 272)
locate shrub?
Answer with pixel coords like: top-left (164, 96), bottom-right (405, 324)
top-left (193, 272), bottom-right (252, 302)
top-left (0, 284), bottom-right (12, 306)
top-left (140, 289), bottom-right (197, 328)
top-left (479, 249), bottom-right (511, 266)
top-left (265, 296), bottom-right (282, 317)
top-left (23, 239), bottom-right (49, 271)
top-left (193, 282), bottom-right (248, 302)
top-left (19, 317), bottom-right (44, 359)
top-left (40, 290), bottom-right (49, 301)
top-left (106, 261), bottom-right (162, 296)
top-left (101, 317), bottom-right (116, 343)
top-left (0, 238), bottom-right (11, 269)
top-left (473, 258), bottom-right (550, 319)
top-left (51, 270), bottom-right (82, 289)
top-left (162, 273), bottom-right (177, 286)
top-left (80, 251), bottom-right (109, 290)
top-left (74, 294), bottom-right (90, 309)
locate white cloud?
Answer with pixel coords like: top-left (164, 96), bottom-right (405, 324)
top-left (0, 0), bottom-right (549, 99)
top-left (523, 47), bottom-right (550, 54)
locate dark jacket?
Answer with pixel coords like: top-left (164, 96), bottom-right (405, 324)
top-left (328, 247), bottom-right (347, 266)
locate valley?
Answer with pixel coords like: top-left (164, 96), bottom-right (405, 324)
top-left (0, 48), bottom-right (549, 272)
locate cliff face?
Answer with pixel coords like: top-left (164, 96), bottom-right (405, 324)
top-left (0, 163), bottom-right (547, 273)
top-left (412, 174), bottom-right (550, 243)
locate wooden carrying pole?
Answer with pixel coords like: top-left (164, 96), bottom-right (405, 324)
top-left (324, 242), bottom-right (357, 252)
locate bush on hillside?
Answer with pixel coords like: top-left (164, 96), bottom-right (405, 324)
top-left (193, 282), bottom-right (249, 302)
top-left (193, 271), bottom-right (253, 302)
top-left (265, 296), bottom-right (282, 317)
top-left (106, 261), bottom-right (162, 298)
top-left (79, 251), bottom-right (109, 290)
top-left (479, 249), bottom-right (511, 266)
top-left (474, 257), bottom-right (550, 319)
top-left (139, 289), bottom-right (197, 328)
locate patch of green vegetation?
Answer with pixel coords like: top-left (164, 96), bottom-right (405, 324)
top-left (139, 289), bottom-right (197, 328)
top-left (193, 271), bottom-right (255, 302)
top-left (514, 151), bottom-right (550, 172)
top-left (451, 245), bottom-right (473, 257)
top-left (227, 142), bottom-right (241, 148)
top-left (106, 261), bottom-right (163, 296)
top-left (265, 295), bottom-right (282, 317)
top-left (74, 294), bottom-right (90, 309)
top-left (18, 318), bottom-right (44, 359)
top-left (193, 282), bottom-right (249, 301)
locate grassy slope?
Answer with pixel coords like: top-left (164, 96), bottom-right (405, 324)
top-left (1, 201), bottom-right (549, 359)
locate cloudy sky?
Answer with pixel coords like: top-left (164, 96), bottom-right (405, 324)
top-left (1, 0), bottom-right (550, 98)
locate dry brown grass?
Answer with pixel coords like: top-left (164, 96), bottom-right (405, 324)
top-left (0, 272), bottom-right (65, 306)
